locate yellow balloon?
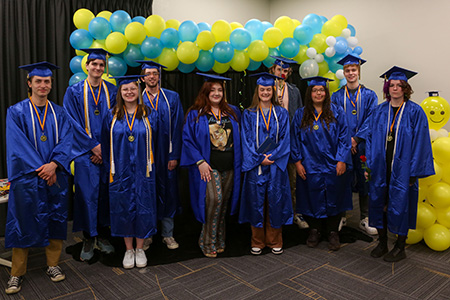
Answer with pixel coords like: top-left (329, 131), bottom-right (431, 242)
top-left (420, 95), bottom-right (450, 130)
top-left (406, 228), bottom-right (424, 244)
top-left (292, 19), bottom-right (301, 27)
top-left (73, 8), bottom-right (94, 30)
top-left (105, 32), bottom-right (128, 54)
top-left (81, 54), bottom-right (88, 74)
top-left (125, 22), bottom-right (146, 44)
top-left (317, 61), bottom-right (329, 76)
top-left (331, 15), bottom-right (348, 31)
top-left (437, 206), bottom-right (450, 228)
top-left (196, 31), bottom-right (216, 51)
top-left (158, 48), bottom-right (179, 71)
top-left (76, 49), bottom-right (87, 56)
top-left (144, 15), bottom-right (166, 38)
top-left (211, 20), bottom-right (232, 42)
top-left (274, 16), bottom-right (295, 38)
top-left (247, 40), bottom-right (269, 62)
top-left (97, 11), bottom-right (112, 21)
top-left (440, 162), bottom-right (450, 185)
top-left (102, 73), bottom-right (116, 86)
top-left (90, 39), bottom-right (106, 50)
top-left (416, 202), bottom-right (437, 229)
top-left (263, 28), bottom-right (283, 48)
top-left (427, 182), bottom-right (450, 209)
top-left (418, 182), bottom-right (429, 202)
top-left (432, 137), bottom-right (450, 165)
top-left (212, 61), bottom-right (230, 74)
top-left (321, 20), bottom-right (342, 37)
top-left (230, 50), bottom-right (250, 72)
top-left (230, 22), bottom-right (244, 30)
top-left (424, 223), bottom-right (450, 251)
top-left (419, 161), bottom-right (442, 186)
top-left (166, 19), bottom-right (181, 30)
top-left (322, 72), bottom-right (339, 93)
top-left (309, 33), bottom-right (327, 54)
top-left (292, 45), bottom-right (308, 64)
top-left (177, 42), bottom-right (199, 64)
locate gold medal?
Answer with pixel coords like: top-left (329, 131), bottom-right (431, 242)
top-left (128, 135), bottom-right (135, 142)
top-left (40, 135), bottom-right (47, 142)
top-left (387, 135), bottom-right (393, 142)
top-left (94, 109), bottom-right (100, 115)
top-left (352, 110), bottom-right (357, 115)
top-left (313, 124), bottom-right (319, 130)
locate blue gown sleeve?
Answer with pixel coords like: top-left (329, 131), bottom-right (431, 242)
top-left (241, 109), bottom-right (265, 172)
top-left (290, 108), bottom-right (303, 162)
top-left (49, 109), bottom-right (73, 173)
top-left (169, 94), bottom-right (184, 161)
top-left (355, 89), bottom-right (378, 141)
top-left (269, 107), bottom-right (290, 171)
top-left (410, 106), bottom-right (434, 178)
top-left (334, 106), bottom-right (352, 165)
top-left (180, 111), bottom-right (205, 167)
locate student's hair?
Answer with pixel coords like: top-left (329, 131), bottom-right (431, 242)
top-left (300, 85), bottom-right (336, 130)
top-left (112, 81), bottom-right (149, 120)
top-left (383, 79), bottom-right (414, 101)
top-left (248, 85), bottom-right (279, 110)
top-left (86, 58), bottom-right (105, 65)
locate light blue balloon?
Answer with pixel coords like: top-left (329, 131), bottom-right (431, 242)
top-left (213, 41), bottom-right (234, 63)
top-left (141, 37), bottom-right (163, 59)
top-left (325, 54), bottom-right (345, 73)
top-left (229, 28), bottom-right (252, 51)
top-left (279, 38), bottom-right (299, 58)
top-left (263, 48), bottom-right (280, 68)
top-left (302, 14), bottom-right (322, 35)
top-left (69, 56), bottom-right (84, 74)
top-left (108, 56), bottom-right (128, 76)
top-left (248, 59), bottom-right (262, 71)
top-left (178, 62), bottom-right (196, 73)
top-left (132, 16), bottom-right (146, 25)
top-left (334, 37), bottom-right (348, 54)
top-left (339, 78), bottom-right (347, 87)
top-left (244, 19), bottom-right (264, 41)
top-left (198, 22), bottom-right (211, 32)
top-left (88, 17), bottom-right (111, 40)
top-left (123, 44), bottom-right (144, 67)
top-left (178, 20), bottom-right (199, 42)
top-left (353, 46), bottom-right (363, 55)
top-left (69, 29), bottom-right (93, 50)
top-left (160, 28), bottom-right (179, 49)
top-left (347, 24), bottom-right (356, 37)
top-left (195, 50), bottom-right (215, 72)
top-left (320, 16), bottom-right (328, 26)
top-left (293, 25), bottom-right (313, 45)
top-left (261, 21), bottom-right (273, 31)
top-left (69, 72), bottom-right (87, 86)
top-left (109, 10), bottom-right (131, 33)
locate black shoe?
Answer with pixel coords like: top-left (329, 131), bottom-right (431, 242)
top-left (370, 241), bottom-right (388, 258)
top-left (46, 266), bottom-right (66, 282)
top-left (5, 276), bottom-right (23, 294)
top-left (383, 246), bottom-right (406, 262)
top-left (306, 229), bottom-right (321, 248)
top-left (328, 231), bottom-right (340, 251)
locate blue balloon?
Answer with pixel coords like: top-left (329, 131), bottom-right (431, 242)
top-left (132, 16), bottom-right (146, 25)
top-left (123, 44), bottom-right (144, 67)
top-left (70, 56), bottom-right (84, 74)
top-left (293, 25), bottom-right (313, 45)
top-left (198, 22), bottom-right (211, 32)
top-left (248, 59), bottom-right (262, 71)
top-left (195, 50), bottom-right (215, 72)
top-left (302, 14), bottom-right (322, 35)
top-left (69, 29), bottom-right (93, 50)
top-left (160, 28), bottom-right (179, 49)
top-left (178, 62), bottom-right (196, 73)
top-left (325, 54), bottom-right (345, 73)
top-left (178, 20), bottom-right (199, 42)
top-left (347, 24), bottom-right (356, 37)
top-left (334, 37), bottom-right (348, 55)
top-left (229, 28), bottom-right (252, 51)
top-left (261, 21), bottom-right (273, 31)
top-left (339, 78), bottom-right (347, 87)
top-left (244, 19), bottom-right (264, 41)
top-left (263, 48), bottom-right (280, 68)
top-left (213, 41), bottom-right (234, 63)
top-left (320, 16), bottom-right (328, 26)
top-left (88, 17), bottom-right (111, 40)
top-left (140, 37), bottom-right (163, 59)
top-left (108, 56), bottom-right (128, 76)
top-left (353, 46), bottom-right (363, 55)
top-left (109, 10), bottom-right (131, 33)
top-left (69, 72), bottom-right (87, 86)
top-left (279, 38), bottom-right (299, 58)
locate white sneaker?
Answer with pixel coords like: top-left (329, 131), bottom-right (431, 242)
top-left (143, 237), bottom-right (153, 251)
top-left (293, 214), bottom-right (309, 229)
top-left (135, 248), bottom-right (147, 268)
top-left (123, 249), bottom-right (135, 269)
top-left (360, 217), bottom-right (378, 235)
top-left (162, 237), bottom-right (179, 250)
top-left (338, 217), bottom-right (347, 231)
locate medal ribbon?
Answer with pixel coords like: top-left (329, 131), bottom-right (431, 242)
top-left (87, 79), bottom-right (103, 107)
top-left (314, 110), bottom-right (322, 123)
top-left (211, 108), bottom-right (221, 124)
top-left (389, 101), bottom-right (404, 134)
top-left (124, 107), bottom-right (137, 134)
top-left (145, 89), bottom-right (160, 111)
top-left (259, 104), bottom-right (272, 132)
top-left (30, 97), bottom-right (48, 132)
top-left (345, 85), bottom-right (361, 109)
top-left (278, 83), bottom-right (286, 99)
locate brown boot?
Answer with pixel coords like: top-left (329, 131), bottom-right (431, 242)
top-left (328, 231), bottom-right (340, 251)
top-left (306, 229), bottom-right (321, 248)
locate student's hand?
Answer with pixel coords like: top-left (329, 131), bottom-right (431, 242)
top-left (90, 144), bottom-right (102, 164)
top-left (261, 154), bottom-right (274, 166)
top-left (351, 137), bottom-right (358, 155)
top-left (295, 161), bottom-right (306, 180)
top-left (198, 161), bottom-right (212, 182)
top-left (47, 173), bottom-right (57, 186)
top-left (168, 160), bottom-right (178, 171)
top-left (336, 161), bottom-right (346, 176)
top-left (364, 171), bottom-right (369, 180)
top-left (36, 161), bottom-right (58, 181)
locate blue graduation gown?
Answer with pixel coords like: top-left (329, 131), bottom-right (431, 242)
top-left (290, 104), bottom-right (352, 218)
top-left (63, 80), bottom-right (117, 235)
top-left (5, 99), bottom-right (72, 248)
top-left (367, 100), bottom-right (434, 235)
top-left (102, 109), bottom-right (158, 239)
top-left (239, 105), bottom-right (293, 228)
top-left (143, 88), bottom-right (184, 219)
top-left (180, 106), bottom-right (242, 224)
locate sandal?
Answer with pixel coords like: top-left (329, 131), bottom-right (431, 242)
top-left (203, 251), bottom-right (217, 258)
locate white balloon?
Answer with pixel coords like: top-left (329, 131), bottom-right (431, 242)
top-left (315, 54), bottom-right (324, 63)
top-left (437, 128), bottom-right (449, 138)
top-left (299, 59), bottom-right (319, 78)
top-left (347, 36), bottom-right (358, 48)
top-left (326, 36), bottom-right (336, 47)
top-left (306, 47), bottom-right (317, 59)
top-left (340, 28), bottom-right (351, 38)
top-left (325, 47), bottom-right (336, 57)
top-left (335, 69), bottom-right (345, 80)
top-left (430, 129), bottom-right (438, 142)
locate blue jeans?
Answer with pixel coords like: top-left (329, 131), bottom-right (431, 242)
top-left (161, 217), bottom-right (174, 238)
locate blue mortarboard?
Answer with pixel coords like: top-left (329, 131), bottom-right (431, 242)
top-left (303, 76), bottom-right (334, 87)
top-left (337, 54), bottom-right (366, 66)
top-left (270, 56), bottom-right (298, 69)
top-left (250, 72), bottom-right (283, 86)
top-left (135, 60), bottom-right (167, 70)
top-left (80, 48), bottom-right (111, 61)
top-left (196, 72), bottom-right (231, 81)
top-left (110, 75), bottom-right (147, 86)
top-left (380, 66), bottom-right (417, 82)
top-left (19, 61), bottom-right (60, 77)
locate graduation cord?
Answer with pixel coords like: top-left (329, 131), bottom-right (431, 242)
top-left (109, 115), bottom-right (117, 182)
top-left (83, 80), bottom-right (111, 137)
top-left (384, 101), bottom-right (406, 171)
top-left (28, 99), bottom-right (58, 149)
top-left (344, 85), bottom-right (362, 129)
top-left (256, 106), bottom-right (279, 175)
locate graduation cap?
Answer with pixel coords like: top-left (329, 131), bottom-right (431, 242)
top-left (109, 75), bottom-right (147, 86)
top-left (303, 76), bottom-right (334, 87)
top-left (136, 60), bottom-right (167, 70)
top-left (80, 48), bottom-right (111, 61)
top-left (337, 53), bottom-right (366, 66)
top-left (196, 72), bottom-right (231, 81)
top-left (380, 66), bottom-right (417, 82)
top-left (270, 56), bottom-right (298, 69)
top-left (19, 61), bottom-right (60, 77)
top-left (250, 72), bottom-right (283, 86)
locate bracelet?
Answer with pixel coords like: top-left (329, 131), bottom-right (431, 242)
top-left (196, 159), bottom-right (205, 166)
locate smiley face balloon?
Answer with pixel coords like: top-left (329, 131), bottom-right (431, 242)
top-left (420, 91), bottom-right (450, 130)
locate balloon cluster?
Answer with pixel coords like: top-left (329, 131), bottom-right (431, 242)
top-left (409, 93), bottom-right (450, 251)
top-left (69, 9), bottom-right (362, 90)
